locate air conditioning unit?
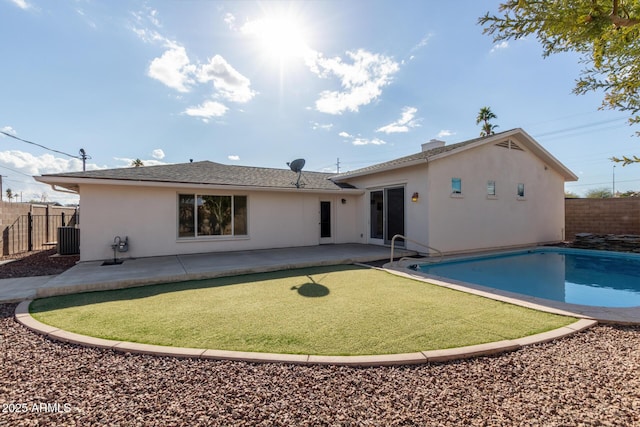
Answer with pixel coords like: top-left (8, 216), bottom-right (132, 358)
top-left (57, 227), bottom-right (80, 255)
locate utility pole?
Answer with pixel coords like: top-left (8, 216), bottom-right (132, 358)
top-left (79, 148), bottom-right (91, 171)
top-left (336, 157), bottom-right (340, 173)
top-left (613, 165), bottom-right (616, 197)
top-left (0, 175), bottom-right (5, 202)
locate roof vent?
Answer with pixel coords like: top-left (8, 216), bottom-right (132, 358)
top-left (495, 140), bottom-right (524, 151)
top-left (421, 139), bottom-right (446, 152)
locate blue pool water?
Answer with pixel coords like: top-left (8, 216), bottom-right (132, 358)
top-left (417, 249), bottom-right (640, 307)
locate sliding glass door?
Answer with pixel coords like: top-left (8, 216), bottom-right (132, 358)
top-left (369, 187), bottom-right (405, 245)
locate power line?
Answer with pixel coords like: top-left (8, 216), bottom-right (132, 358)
top-left (0, 130), bottom-right (79, 159)
top-left (566, 178), bottom-right (640, 188)
top-left (0, 164), bottom-right (34, 177)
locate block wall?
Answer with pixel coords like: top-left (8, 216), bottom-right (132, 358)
top-left (565, 198), bottom-right (640, 239)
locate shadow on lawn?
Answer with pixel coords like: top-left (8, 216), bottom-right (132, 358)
top-left (30, 264), bottom-right (355, 313)
top-left (290, 275), bottom-right (330, 297)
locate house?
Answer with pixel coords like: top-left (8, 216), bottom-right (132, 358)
top-left (36, 128), bottom-right (578, 262)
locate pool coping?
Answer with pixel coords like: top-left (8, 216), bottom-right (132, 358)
top-left (14, 299), bottom-right (596, 367)
top-left (386, 246), bottom-right (640, 324)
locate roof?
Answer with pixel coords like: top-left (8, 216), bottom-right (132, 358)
top-left (36, 128), bottom-right (577, 194)
top-left (331, 137), bottom-right (480, 180)
top-left (332, 128), bottom-right (578, 182)
top-left (36, 161), bottom-right (351, 193)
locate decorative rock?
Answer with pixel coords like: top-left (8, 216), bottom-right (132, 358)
top-left (570, 234), bottom-right (640, 253)
top-left (2, 302), bottom-right (640, 425)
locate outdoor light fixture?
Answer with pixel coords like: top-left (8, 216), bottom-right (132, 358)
top-left (341, 198), bottom-right (346, 204)
top-left (411, 192), bottom-right (419, 202)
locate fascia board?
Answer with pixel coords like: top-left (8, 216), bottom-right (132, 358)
top-left (35, 176), bottom-right (364, 195)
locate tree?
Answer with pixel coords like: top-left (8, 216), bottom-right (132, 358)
top-left (564, 191), bottom-right (580, 198)
top-left (476, 106), bottom-right (498, 136)
top-left (585, 187), bottom-right (613, 198)
top-left (131, 158), bottom-right (144, 167)
top-left (5, 188), bottom-right (13, 202)
top-left (479, 0), bottom-right (640, 163)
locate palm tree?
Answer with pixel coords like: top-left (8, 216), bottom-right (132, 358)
top-left (476, 106), bottom-right (498, 137)
top-left (131, 158), bottom-right (144, 167)
top-left (5, 188), bottom-right (13, 203)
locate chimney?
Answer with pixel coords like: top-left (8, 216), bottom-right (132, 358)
top-left (421, 139), bottom-right (446, 152)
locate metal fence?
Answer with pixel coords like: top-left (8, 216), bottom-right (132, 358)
top-left (2, 211), bottom-right (79, 255)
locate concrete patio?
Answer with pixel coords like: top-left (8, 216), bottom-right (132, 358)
top-left (0, 244), bottom-right (415, 302)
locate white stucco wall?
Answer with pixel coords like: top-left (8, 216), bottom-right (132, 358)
top-left (338, 137), bottom-right (567, 255)
top-left (77, 184), bottom-right (362, 261)
top-left (425, 140), bottom-right (566, 254)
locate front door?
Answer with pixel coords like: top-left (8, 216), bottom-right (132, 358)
top-left (320, 200), bottom-right (333, 244)
top-left (369, 187), bottom-right (405, 245)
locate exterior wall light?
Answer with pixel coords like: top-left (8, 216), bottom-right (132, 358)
top-left (411, 192), bottom-right (419, 202)
top-left (341, 198), bottom-right (346, 204)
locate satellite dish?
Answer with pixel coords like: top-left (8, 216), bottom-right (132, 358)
top-left (287, 158), bottom-right (305, 173)
top-left (287, 158), bottom-right (306, 188)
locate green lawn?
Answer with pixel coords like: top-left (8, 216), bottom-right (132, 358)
top-left (30, 265), bottom-right (575, 356)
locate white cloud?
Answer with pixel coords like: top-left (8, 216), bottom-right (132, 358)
top-left (132, 27), bottom-right (165, 44)
top-left (311, 122), bottom-right (333, 131)
top-left (148, 8), bottom-right (161, 28)
top-left (352, 138), bottom-right (386, 146)
top-left (228, 155), bottom-right (240, 161)
top-left (1, 126), bottom-right (17, 135)
top-left (309, 49), bottom-right (400, 115)
top-left (183, 100), bottom-right (228, 121)
top-left (490, 41), bottom-right (509, 53)
top-left (197, 55), bottom-right (256, 103)
top-left (134, 9), bottom-right (254, 120)
top-left (437, 129), bottom-right (456, 138)
top-left (0, 150), bottom-right (93, 204)
top-left (410, 33), bottom-right (433, 53)
top-left (376, 106), bottom-right (420, 134)
top-left (339, 131), bottom-right (385, 146)
top-left (76, 9), bottom-right (97, 30)
top-left (152, 149), bottom-right (165, 159)
top-left (9, 0), bottom-right (31, 10)
top-left (224, 13), bottom-right (236, 30)
top-left (147, 42), bottom-right (196, 93)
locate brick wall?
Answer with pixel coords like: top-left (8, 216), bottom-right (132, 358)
top-left (565, 198), bottom-right (640, 240)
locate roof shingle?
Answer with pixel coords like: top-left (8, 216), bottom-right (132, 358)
top-left (42, 161), bottom-right (342, 190)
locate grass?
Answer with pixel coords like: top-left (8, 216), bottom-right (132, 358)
top-left (30, 264), bottom-right (576, 356)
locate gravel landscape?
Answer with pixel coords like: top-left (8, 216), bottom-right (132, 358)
top-left (0, 251), bottom-right (639, 425)
top-left (1, 304), bottom-right (639, 425)
top-left (0, 249), bottom-right (79, 279)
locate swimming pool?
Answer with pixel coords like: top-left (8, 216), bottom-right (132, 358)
top-left (416, 248), bottom-right (640, 308)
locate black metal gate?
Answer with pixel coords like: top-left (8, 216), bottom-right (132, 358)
top-left (2, 211), bottom-right (79, 255)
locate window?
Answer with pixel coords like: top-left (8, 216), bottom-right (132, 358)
top-left (178, 194), bottom-right (247, 238)
top-left (451, 178), bottom-right (462, 194)
top-left (487, 180), bottom-right (496, 196)
top-left (517, 183), bottom-right (525, 198)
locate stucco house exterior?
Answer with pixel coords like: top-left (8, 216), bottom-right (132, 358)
top-left (36, 128), bottom-right (577, 262)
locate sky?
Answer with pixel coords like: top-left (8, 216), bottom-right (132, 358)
top-left (1, 0), bottom-right (639, 205)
